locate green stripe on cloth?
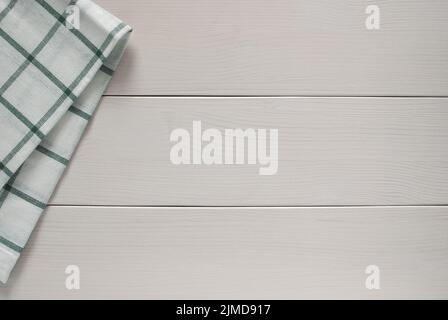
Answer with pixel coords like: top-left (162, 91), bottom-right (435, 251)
top-left (0, 29), bottom-right (77, 101)
top-left (0, 16), bottom-right (64, 95)
top-left (0, 22), bottom-right (126, 174)
top-left (0, 125), bottom-right (44, 167)
top-left (0, 162), bottom-right (14, 177)
top-left (36, 145), bottom-right (69, 166)
top-left (0, 96), bottom-right (46, 139)
top-left (0, 167), bottom-right (21, 208)
top-left (0, 4), bottom-right (69, 142)
top-left (69, 105), bottom-right (91, 120)
top-left (100, 65), bottom-right (115, 76)
top-left (36, 0), bottom-right (106, 61)
top-left (0, 0), bottom-right (131, 284)
top-left (4, 184), bottom-right (46, 209)
top-left (0, 236), bottom-right (22, 253)
top-left (0, 0), bottom-right (17, 22)
top-left (69, 22), bottom-right (127, 89)
top-left (0, 188), bottom-right (7, 208)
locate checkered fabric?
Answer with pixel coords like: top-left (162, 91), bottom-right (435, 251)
top-left (0, 0), bottom-right (132, 283)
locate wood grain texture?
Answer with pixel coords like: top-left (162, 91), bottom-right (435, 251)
top-left (95, 0), bottom-right (448, 96)
top-left (50, 96), bottom-right (448, 206)
top-left (1, 206), bottom-right (447, 299)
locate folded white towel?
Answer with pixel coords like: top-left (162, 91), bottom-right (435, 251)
top-left (0, 0), bottom-right (132, 283)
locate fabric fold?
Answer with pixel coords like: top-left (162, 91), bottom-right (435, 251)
top-left (0, 0), bottom-right (132, 283)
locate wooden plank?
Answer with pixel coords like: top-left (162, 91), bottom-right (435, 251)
top-left (51, 97), bottom-right (448, 206)
top-left (95, 0), bottom-right (448, 96)
top-left (1, 206), bottom-right (448, 299)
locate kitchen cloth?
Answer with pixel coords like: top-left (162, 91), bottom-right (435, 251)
top-left (0, 0), bottom-right (132, 283)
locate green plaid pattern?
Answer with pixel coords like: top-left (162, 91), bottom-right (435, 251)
top-left (0, 0), bottom-right (131, 283)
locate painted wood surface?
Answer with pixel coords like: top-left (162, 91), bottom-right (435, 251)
top-left (1, 206), bottom-right (448, 299)
top-left (50, 97), bottom-right (448, 206)
top-left (2, 1), bottom-right (448, 299)
top-left (95, 0), bottom-right (448, 96)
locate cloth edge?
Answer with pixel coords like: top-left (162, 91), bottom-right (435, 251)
top-left (0, 243), bottom-right (19, 284)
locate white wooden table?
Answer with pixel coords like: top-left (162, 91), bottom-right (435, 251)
top-left (1, 0), bottom-right (448, 299)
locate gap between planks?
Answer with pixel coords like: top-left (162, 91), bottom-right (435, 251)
top-left (47, 204), bottom-right (448, 209)
top-left (102, 95), bottom-right (448, 99)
